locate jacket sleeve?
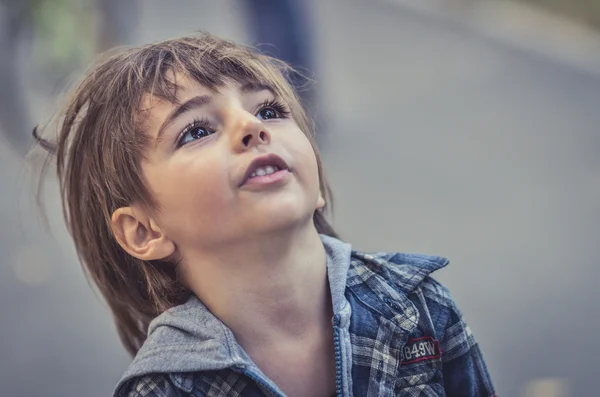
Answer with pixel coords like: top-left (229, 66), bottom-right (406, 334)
top-left (438, 289), bottom-right (497, 397)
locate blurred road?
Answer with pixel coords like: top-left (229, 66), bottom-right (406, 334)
top-left (1, 1), bottom-right (600, 396)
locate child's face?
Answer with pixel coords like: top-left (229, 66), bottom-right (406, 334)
top-left (138, 76), bottom-right (324, 256)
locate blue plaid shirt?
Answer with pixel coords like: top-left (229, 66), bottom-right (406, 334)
top-left (117, 239), bottom-right (496, 397)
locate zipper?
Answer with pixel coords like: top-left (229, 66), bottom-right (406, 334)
top-left (333, 314), bottom-right (344, 397)
top-left (232, 315), bottom-right (346, 397)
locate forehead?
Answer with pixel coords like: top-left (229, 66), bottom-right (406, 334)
top-left (139, 73), bottom-right (209, 115)
top-left (139, 74), bottom-right (274, 117)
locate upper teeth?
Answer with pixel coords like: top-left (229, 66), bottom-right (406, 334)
top-left (250, 165), bottom-right (280, 178)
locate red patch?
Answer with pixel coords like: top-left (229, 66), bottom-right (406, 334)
top-left (401, 336), bottom-right (441, 364)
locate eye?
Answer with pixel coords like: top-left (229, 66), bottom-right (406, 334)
top-left (258, 108), bottom-right (278, 120)
top-left (177, 119), bottom-right (215, 147)
top-left (255, 99), bottom-right (290, 121)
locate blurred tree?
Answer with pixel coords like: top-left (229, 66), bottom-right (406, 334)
top-left (514, 0), bottom-right (600, 29)
top-left (0, 0), bottom-right (139, 156)
top-left (0, 0), bottom-right (35, 155)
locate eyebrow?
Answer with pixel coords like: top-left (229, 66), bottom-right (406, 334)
top-left (156, 95), bottom-right (212, 142)
top-left (240, 82), bottom-right (276, 95)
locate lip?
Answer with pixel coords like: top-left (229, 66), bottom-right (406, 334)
top-left (239, 153), bottom-right (291, 187)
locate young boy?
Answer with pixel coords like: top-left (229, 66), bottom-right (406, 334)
top-left (36, 33), bottom-right (496, 396)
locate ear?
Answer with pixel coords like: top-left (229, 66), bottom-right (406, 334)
top-left (111, 206), bottom-right (175, 262)
top-left (316, 192), bottom-right (326, 210)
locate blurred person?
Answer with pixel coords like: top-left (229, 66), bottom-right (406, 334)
top-left (241, 0), bottom-right (329, 148)
top-left (33, 33), bottom-right (496, 396)
top-left (242, 0), bottom-right (317, 117)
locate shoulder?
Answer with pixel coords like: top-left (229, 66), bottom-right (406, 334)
top-left (117, 374), bottom-right (182, 397)
top-left (349, 250), bottom-right (449, 293)
top-left (348, 250), bottom-right (460, 333)
top-left (419, 275), bottom-right (455, 310)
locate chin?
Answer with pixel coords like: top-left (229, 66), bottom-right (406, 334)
top-left (253, 200), bottom-right (314, 234)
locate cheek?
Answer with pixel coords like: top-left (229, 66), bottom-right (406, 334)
top-left (144, 158), bottom-right (233, 238)
top-left (286, 130), bottom-right (320, 185)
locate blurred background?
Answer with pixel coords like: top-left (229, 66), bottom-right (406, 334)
top-left (1, 0), bottom-right (600, 396)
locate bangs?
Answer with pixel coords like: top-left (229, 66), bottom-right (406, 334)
top-left (133, 34), bottom-right (296, 116)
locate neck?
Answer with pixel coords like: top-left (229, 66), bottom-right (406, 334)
top-left (181, 223), bottom-right (331, 348)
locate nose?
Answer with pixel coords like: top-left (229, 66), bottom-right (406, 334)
top-left (228, 108), bottom-right (271, 152)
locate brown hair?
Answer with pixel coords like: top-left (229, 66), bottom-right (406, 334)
top-left (34, 33), bottom-right (338, 357)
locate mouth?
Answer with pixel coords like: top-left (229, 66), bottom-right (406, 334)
top-left (240, 153), bottom-right (291, 187)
